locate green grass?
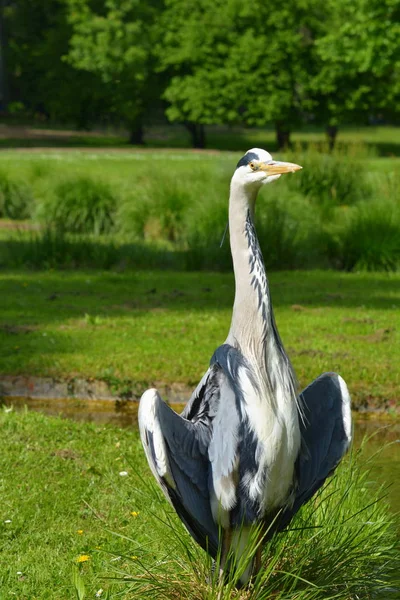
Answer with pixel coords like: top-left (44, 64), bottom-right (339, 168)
top-left (36, 176), bottom-right (118, 235)
top-left (0, 147), bottom-right (400, 271)
top-left (0, 270), bottom-right (399, 410)
top-left (0, 170), bottom-right (33, 220)
top-left (0, 408), bottom-right (398, 599)
top-left (0, 408), bottom-right (148, 599)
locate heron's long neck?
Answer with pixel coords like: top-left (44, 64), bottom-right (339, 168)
top-left (225, 178), bottom-right (300, 455)
top-left (226, 181), bottom-right (288, 374)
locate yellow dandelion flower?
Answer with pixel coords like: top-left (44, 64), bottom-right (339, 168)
top-left (131, 556), bottom-right (138, 560)
top-left (77, 529), bottom-right (84, 535)
top-left (77, 554), bottom-right (90, 563)
top-left (130, 511), bottom-right (140, 518)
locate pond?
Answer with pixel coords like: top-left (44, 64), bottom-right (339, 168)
top-left (5, 396), bottom-right (400, 518)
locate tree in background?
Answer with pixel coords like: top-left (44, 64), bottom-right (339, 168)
top-left (156, 0), bottom-right (241, 147)
top-left (311, 0), bottom-right (400, 148)
top-left (1, 0), bottom-right (399, 146)
top-left (66, 0), bottom-right (163, 144)
top-left (158, 0), bottom-right (324, 148)
top-left (4, 0), bottom-right (111, 128)
top-left (0, 0), bottom-right (10, 110)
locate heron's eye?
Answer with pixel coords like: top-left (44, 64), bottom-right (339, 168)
top-left (249, 162), bottom-right (257, 171)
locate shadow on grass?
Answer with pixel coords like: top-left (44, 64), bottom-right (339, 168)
top-left (1, 226), bottom-right (399, 293)
top-left (0, 261), bottom-right (399, 321)
top-left (0, 267), bottom-right (399, 407)
top-left (0, 235), bottom-right (189, 271)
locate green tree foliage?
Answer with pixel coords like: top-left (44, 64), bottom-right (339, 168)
top-left (66, 0), bottom-right (163, 143)
top-left (159, 0), bottom-right (400, 148)
top-left (158, 0), bottom-right (325, 148)
top-left (2, 0), bottom-right (399, 147)
top-left (311, 0), bottom-right (400, 144)
top-left (4, 0), bottom-right (111, 128)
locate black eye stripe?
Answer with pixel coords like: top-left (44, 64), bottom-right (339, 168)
top-left (236, 151), bottom-right (259, 169)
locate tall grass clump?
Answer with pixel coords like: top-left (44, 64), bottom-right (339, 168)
top-left (117, 177), bottom-right (191, 242)
top-left (285, 145), bottom-right (372, 211)
top-left (36, 176), bottom-right (118, 234)
top-left (256, 187), bottom-right (330, 270)
top-left (336, 198), bottom-right (400, 272)
top-left (0, 170), bottom-right (33, 219)
top-left (182, 169), bottom-right (232, 270)
top-left (107, 442), bottom-right (399, 599)
top-left (117, 165), bottom-right (234, 269)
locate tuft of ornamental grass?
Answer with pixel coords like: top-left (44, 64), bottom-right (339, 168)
top-left (255, 188), bottom-right (330, 270)
top-left (107, 441), bottom-right (400, 600)
top-left (285, 145), bottom-right (372, 213)
top-left (179, 166), bottom-right (232, 270)
top-left (0, 170), bottom-right (34, 219)
top-left (117, 178), bottom-right (193, 243)
top-left (35, 176), bottom-right (118, 235)
top-left (336, 199), bottom-right (400, 272)
top-left (329, 174), bottom-right (400, 272)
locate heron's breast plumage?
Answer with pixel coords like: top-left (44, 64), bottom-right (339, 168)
top-left (208, 360), bottom-right (300, 527)
top-left (237, 364), bottom-right (300, 513)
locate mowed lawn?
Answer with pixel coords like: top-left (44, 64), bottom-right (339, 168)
top-left (0, 269), bottom-right (399, 409)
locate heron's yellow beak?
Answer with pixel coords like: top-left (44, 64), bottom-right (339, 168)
top-left (259, 161), bottom-right (302, 175)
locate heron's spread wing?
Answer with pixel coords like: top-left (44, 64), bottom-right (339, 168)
top-left (139, 346), bottom-right (248, 557)
top-left (278, 372), bottom-right (352, 530)
top-left (139, 381), bottom-right (219, 557)
top-left (180, 367), bottom-right (218, 422)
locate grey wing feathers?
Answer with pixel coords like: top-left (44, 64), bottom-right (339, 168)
top-left (139, 346), bottom-right (244, 558)
top-left (277, 372), bottom-right (352, 531)
top-left (180, 367), bottom-right (217, 421)
top-left (139, 387), bottom-right (219, 557)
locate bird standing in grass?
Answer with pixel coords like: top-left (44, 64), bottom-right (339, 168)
top-left (139, 148), bottom-right (352, 586)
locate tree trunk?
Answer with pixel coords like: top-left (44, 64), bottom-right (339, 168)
top-left (198, 123), bottom-right (205, 149)
top-left (326, 125), bottom-right (338, 150)
top-left (76, 102), bottom-right (92, 131)
top-left (185, 122), bottom-right (206, 148)
top-left (275, 121), bottom-right (291, 150)
top-left (0, 0), bottom-right (9, 110)
top-left (128, 122), bottom-right (144, 145)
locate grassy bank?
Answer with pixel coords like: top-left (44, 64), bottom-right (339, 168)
top-left (0, 270), bottom-right (399, 410)
top-left (0, 146), bottom-right (400, 272)
top-left (0, 408), bottom-right (399, 599)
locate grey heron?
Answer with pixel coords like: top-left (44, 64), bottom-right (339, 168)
top-left (139, 148), bottom-right (352, 585)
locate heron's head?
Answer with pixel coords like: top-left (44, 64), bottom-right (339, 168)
top-left (233, 148), bottom-right (302, 188)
